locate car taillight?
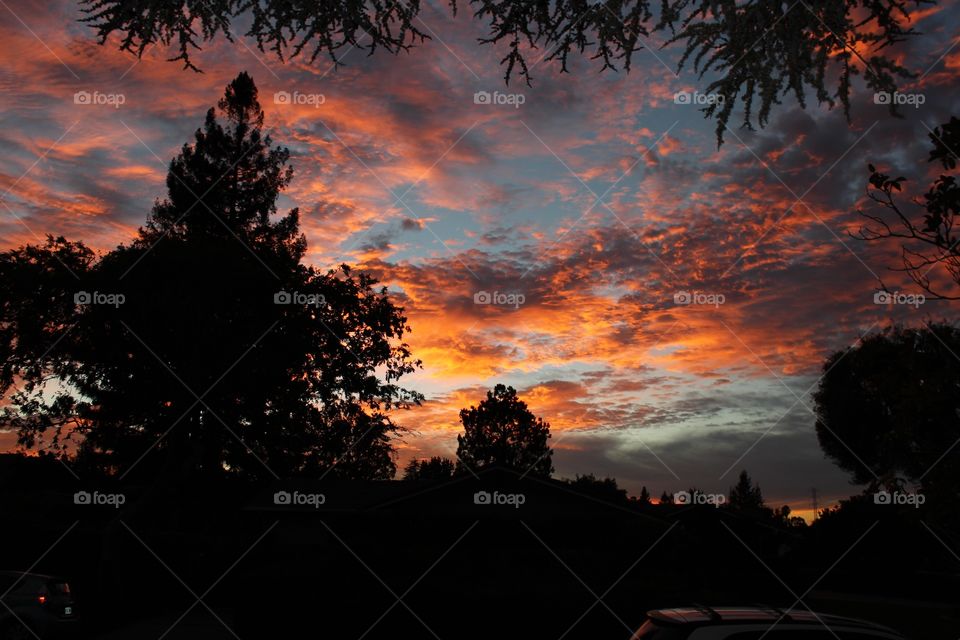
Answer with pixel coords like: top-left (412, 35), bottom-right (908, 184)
top-left (37, 595), bottom-right (46, 605)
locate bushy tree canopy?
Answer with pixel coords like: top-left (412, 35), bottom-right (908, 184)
top-left (813, 323), bottom-right (960, 501)
top-left (403, 456), bottom-right (457, 480)
top-left (567, 473), bottom-right (629, 503)
top-left (456, 384), bottom-right (553, 477)
top-left (0, 72), bottom-right (422, 481)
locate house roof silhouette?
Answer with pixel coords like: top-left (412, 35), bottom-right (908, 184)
top-left (245, 464), bottom-right (670, 525)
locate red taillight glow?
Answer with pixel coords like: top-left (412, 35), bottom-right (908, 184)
top-left (37, 595), bottom-right (46, 604)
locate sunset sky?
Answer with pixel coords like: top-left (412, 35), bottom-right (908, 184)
top-left (2, 0), bottom-right (959, 517)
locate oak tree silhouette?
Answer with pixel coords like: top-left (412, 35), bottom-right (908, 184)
top-left (455, 384), bottom-right (553, 477)
top-left (0, 72), bottom-right (422, 481)
top-left (79, 0), bottom-right (930, 145)
top-left (813, 323), bottom-right (960, 505)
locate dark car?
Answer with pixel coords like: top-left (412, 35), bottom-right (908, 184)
top-left (632, 606), bottom-right (906, 639)
top-left (0, 571), bottom-right (77, 639)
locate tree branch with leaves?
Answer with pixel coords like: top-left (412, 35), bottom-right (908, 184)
top-left (81, 0), bottom-right (932, 145)
top-left (855, 116), bottom-right (960, 299)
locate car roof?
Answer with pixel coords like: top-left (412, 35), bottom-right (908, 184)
top-left (647, 606), bottom-right (898, 634)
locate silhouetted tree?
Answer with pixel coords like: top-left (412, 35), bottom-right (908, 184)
top-left (659, 491), bottom-right (674, 505)
top-left (455, 384), bottom-right (553, 477)
top-left (403, 456), bottom-right (456, 480)
top-left (636, 485), bottom-right (652, 506)
top-left (728, 470), bottom-right (766, 513)
top-left (0, 236), bottom-right (94, 458)
top-left (80, 0), bottom-right (928, 145)
top-left (773, 504), bottom-right (807, 528)
top-left (856, 116), bottom-right (960, 299)
top-left (0, 72), bottom-right (422, 481)
top-left (813, 324), bottom-right (960, 505)
top-left (567, 473), bottom-right (628, 503)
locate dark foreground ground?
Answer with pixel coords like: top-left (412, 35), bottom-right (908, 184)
top-left (89, 594), bottom-right (957, 640)
top-left (2, 465), bottom-right (958, 639)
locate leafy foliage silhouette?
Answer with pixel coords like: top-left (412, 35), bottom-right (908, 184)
top-left (566, 473), bottom-right (629, 503)
top-left (813, 323), bottom-right (960, 504)
top-left (79, 0), bottom-right (931, 145)
top-left (403, 455), bottom-right (456, 480)
top-left (456, 383), bottom-right (553, 476)
top-left (0, 72), bottom-right (422, 480)
top-left (857, 116), bottom-right (960, 299)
